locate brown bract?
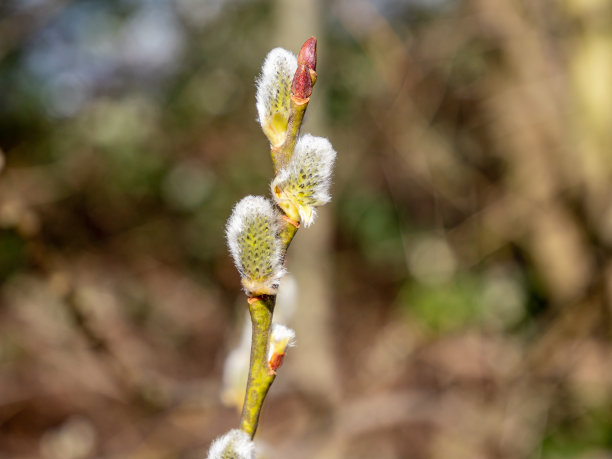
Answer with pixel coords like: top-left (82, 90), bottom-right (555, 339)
top-left (291, 36), bottom-right (317, 101)
top-left (291, 64), bottom-right (314, 101)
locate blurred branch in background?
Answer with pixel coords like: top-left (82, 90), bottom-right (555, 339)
top-left (1, 0), bottom-right (612, 458)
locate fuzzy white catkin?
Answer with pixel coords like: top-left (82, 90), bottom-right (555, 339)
top-left (271, 134), bottom-right (337, 227)
top-left (270, 323), bottom-right (296, 347)
top-left (207, 429), bottom-right (254, 459)
top-left (226, 196), bottom-right (284, 296)
top-left (255, 48), bottom-right (297, 146)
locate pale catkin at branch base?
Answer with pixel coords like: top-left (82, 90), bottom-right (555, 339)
top-left (271, 134), bottom-right (337, 227)
top-left (226, 196), bottom-right (285, 296)
top-left (207, 429), bottom-right (254, 459)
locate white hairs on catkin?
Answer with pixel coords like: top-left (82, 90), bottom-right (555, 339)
top-left (207, 429), bottom-right (254, 459)
top-left (270, 323), bottom-right (296, 349)
top-left (268, 323), bottom-right (296, 362)
top-left (255, 48), bottom-right (297, 146)
top-left (271, 134), bottom-right (337, 227)
top-left (226, 196), bottom-right (285, 296)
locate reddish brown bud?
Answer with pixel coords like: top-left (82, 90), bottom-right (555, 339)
top-left (291, 63), bottom-right (313, 101)
top-left (268, 351), bottom-right (286, 375)
top-left (298, 36), bottom-right (317, 71)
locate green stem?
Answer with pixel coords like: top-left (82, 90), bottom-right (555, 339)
top-left (238, 220), bottom-right (299, 439)
top-left (280, 219), bottom-right (299, 249)
top-left (239, 71), bottom-right (314, 439)
top-left (239, 295), bottom-right (277, 438)
top-left (271, 98), bottom-right (308, 175)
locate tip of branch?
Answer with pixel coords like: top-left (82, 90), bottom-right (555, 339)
top-left (298, 36), bottom-right (317, 71)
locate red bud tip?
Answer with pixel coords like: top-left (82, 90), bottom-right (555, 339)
top-left (291, 63), bottom-right (313, 101)
top-left (298, 36), bottom-right (317, 71)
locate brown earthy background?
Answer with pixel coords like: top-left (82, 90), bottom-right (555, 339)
top-left (1, 0), bottom-right (611, 457)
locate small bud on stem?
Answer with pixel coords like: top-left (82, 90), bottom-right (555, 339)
top-left (291, 64), bottom-right (314, 102)
top-left (297, 36), bottom-right (317, 70)
top-left (291, 37), bottom-right (318, 102)
top-left (267, 324), bottom-right (296, 375)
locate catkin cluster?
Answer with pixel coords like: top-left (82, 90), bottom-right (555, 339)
top-left (210, 37), bottom-right (335, 459)
top-left (226, 38), bottom-right (336, 298)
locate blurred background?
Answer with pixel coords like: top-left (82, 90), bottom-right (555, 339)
top-left (1, 0), bottom-right (612, 457)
